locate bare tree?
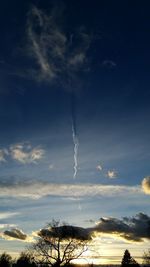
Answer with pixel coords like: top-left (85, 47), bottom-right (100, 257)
top-left (31, 220), bottom-right (90, 267)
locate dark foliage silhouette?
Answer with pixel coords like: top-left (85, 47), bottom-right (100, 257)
top-left (0, 252), bottom-right (12, 267)
top-left (121, 249), bottom-right (140, 266)
top-left (16, 252), bottom-right (36, 267)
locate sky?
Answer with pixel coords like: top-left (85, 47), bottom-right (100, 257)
top-left (0, 0), bottom-right (150, 264)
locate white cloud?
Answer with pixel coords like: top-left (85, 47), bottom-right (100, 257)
top-left (0, 224), bottom-right (16, 229)
top-left (29, 148), bottom-right (45, 162)
top-left (0, 212), bottom-right (19, 220)
top-left (10, 143), bottom-right (44, 164)
top-left (96, 164), bottom-right (102, 171)
top-left (107, 170), bottom-right (117, 179)
top-left (142, 176), bottom-right (150, 195)
top-left (0, 181), bottom-right (142, 200)
top-left (0, 142), bottom-right (44, 164)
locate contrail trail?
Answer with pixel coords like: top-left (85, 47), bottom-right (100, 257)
top-left (72, 123), bottom-right (79, 179)
top-left (71, 92), bottom-right (79, 179)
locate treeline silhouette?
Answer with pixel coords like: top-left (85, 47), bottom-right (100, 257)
top-left (0, 249), bottom-right (149, 267)
top-left (1, 221), bottom-right (150, 267)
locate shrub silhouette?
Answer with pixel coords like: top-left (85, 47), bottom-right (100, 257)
top-left (143, 249), bottom-right (150, 266)
top-left (0, 252), bottom-right (12, 267)
top-left (16, 252), bottom-right (36, 267)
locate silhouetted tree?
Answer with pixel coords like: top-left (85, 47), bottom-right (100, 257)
top-left (16, 252), bottom-right (36, 267)
top-left (143, 249), bottom-right (150, 266)
top-left (121, 249), bottom-right (140, 266)
top-left (31, 220), bottom-right (89, 267)
top-left (0, 252), bottom-right (12, 267)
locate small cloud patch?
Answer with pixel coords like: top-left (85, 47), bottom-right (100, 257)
top-left (107, 170), bottom-right (117, 179)
top-left (142, 176), bottom-right (150, 195)
top-left (0, 142), bottom-right (44, 164)
top-left (10, 143), bottom-right (44, 164)
top-left (4, 228), bottom-right (27, 240)
top-left (96, 164), bottom-right (102, 171)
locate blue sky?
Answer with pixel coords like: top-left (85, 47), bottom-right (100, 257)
top-left (0, 0), bottom-right (150, 264)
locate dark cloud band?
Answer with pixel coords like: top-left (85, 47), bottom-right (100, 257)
top-left (39, 213), bottom-right (150, 243)
top-left (1, 213), bottom-right (150, 243)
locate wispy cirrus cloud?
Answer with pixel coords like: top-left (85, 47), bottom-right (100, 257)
top-left (0, 179), bottom-right (142, 199)
top-left (0, 212), bottom-right (20, 220)
top-left (0, 212), bottom-right (19, 234)
top-left (0, 224), bottom-right (16, 229)
top-left (27, 5), bottom-right (92, 85)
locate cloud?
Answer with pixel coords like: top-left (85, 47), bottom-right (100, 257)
top-left (96, 164), bottom-right (102, 171)
top-left (1, 213), bottom-right (150, 244)
top-left (107, 170), bottom-right (117, 179)
top-left (0, 228), bottom-right (34, 243)
top-left (0, 179), bottom-right (142, 199)
top-left (3, 228), bottom-right (27, 240)
top-left (0, 212), bottom-right (19, 220)
top-left (68, 52), bottom-right (86, 70)
top-left (39, 225), bottom-right (91, 241)
top-left (10, 143), bottom-right (44, 164)
top-left (93, 213), bottom-right (150, 243)
top-left (0, 142), bottom-right (44, 164)
top-left (0, 224), bottom-right (16, 229)
top-left (27, 6), bottom-right (63, 81)
top-left (27, 5), bottom-right (92, 85)
top-left (142, 176), bottom-right (150, 195)
top-left (102, 60), bottom-right (117, 69)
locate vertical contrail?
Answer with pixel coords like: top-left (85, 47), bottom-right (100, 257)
top-left (72, 123), bottom-right (79, 179)
top-left (71, 92), bottom-right (79, 179)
